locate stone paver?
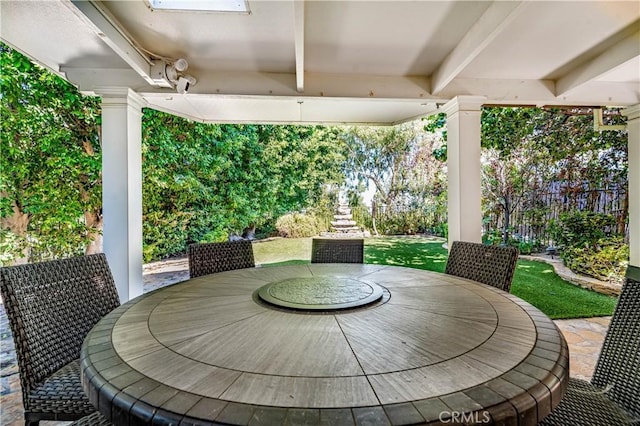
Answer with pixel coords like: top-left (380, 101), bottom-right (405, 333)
top-left (0, 257), bottom-right (610, 425)
top-left (553, 316), bottom-right (611, 381)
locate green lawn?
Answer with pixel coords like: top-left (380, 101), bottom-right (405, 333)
top-left (253, 237), bottom-right (313, 264)
top-left (253, 236), bottom-right (617, 319)
top-left (510, 260), bottom-right (616, 319)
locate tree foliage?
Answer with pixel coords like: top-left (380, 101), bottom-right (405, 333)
top-left (480, 108), bottom-right (550, 244)
top-left (141, 110), bottom-right (346, 260)
top-left (342, 121), bottom-right (447, 235)
top-left (342, 122), bottom-right (445, 206)
top-left (1, 45), bottom-right (347, 264)
top-left (481, 107), bottom-right (628, 245)
top-left (1, 43), bottom-right (102, 264)
top-left (2, 42), bottom-right (629, 272)
top-left (424, 106), bottom-right (628, 251)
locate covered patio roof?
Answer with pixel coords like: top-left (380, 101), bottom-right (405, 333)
top-left (2, 1), bottom-right (639, 124)
top-left (1, 1), bottom-right (639, 301)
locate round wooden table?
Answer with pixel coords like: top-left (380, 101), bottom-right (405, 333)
top-left (81, 264), bottom-right (568, 425)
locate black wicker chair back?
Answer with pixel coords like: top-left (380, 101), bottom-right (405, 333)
top-left (311, 238), bottom-right (364, 264)
top-left (540, 266), bottom-right (640, 425)
top-left (0, 253), bottom-right (120, 425)
top-left (591, 265), bottom-right (640, 419)
top-left (188, 240), bottom-right (255, 278)
top-left (445, 241), bottom-right (519, 292)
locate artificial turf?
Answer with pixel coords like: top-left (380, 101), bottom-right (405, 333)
top-left (253, 235), bottom-right (617, 319)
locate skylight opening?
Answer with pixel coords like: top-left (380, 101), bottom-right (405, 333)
top-left (147, 0), bottom-right (250, 13)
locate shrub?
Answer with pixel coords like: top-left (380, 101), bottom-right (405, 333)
top-left (482, 228), bottom-right (541, 254)
top-left (431, 222), bottom-right (448, 239)
top-left (201, 229), bottom-right (229, 243)
top-left (518, 240), bottom-right (535, 255)
top-left (483, 229), bottom-right (503, 246)
top-left (562, 236), bottom-right (629, 283)
top-left (549, 211), bottom-right (616, 249)
top-left (0, 230), bottom-right (25, 266)
top-left (142, 211), bottom-right (191, 262)
top-left (549, 210), bottom-right (627, 283)
top-left (276, 213), bottom-right (324, 238)
top-left (375, 209), bottom-right (438, 235)
top-left (379, 211), bottom-right (422, 235)
top-left (254, 223), bottom-right (278, 239)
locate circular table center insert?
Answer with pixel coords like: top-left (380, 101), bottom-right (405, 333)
top-left (258, 276), bottom-right (384, 310)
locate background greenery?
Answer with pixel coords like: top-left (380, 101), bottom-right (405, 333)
top-left (1, 44), bottom-right (102, 263)
top-left (141, 111), bottom-right (346, 260)
top-left (550, 211), bottom-right (629, 283)
top-left (1, 44), bottom-right (347, 263)
top-left (1, 44), bottom-right (630, 285)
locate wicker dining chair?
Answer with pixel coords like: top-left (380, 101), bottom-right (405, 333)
top-left (188, 240), bottom-right (255, 278)
top-left (0, 254), bottom-right (120, 426)
top-left (311, 238), bottom-right (364, 264)
top-left (444, 241), bottom-right (519, 292)
top-left (68, 412), bottom-right (111, 426)
top-left (539, 265), bottom-right (640, 426)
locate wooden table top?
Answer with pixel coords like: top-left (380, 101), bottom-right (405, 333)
top-left (81, 264), bottom-right (568, 425)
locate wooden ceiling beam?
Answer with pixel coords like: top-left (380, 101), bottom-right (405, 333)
top-left (430, 1), bottom-right (527, 95)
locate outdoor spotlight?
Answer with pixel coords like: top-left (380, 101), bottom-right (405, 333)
top-left (176, 75), bottom-right (197, 94)
top-left (173, 58), bottom-right (189, 72)
top-left (165, 58), bottom-right (188, 85)
top-left (150, 57), bottom-right (197, 93)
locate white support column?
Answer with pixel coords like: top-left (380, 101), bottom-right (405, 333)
top-left (442, 96), bottom-right (486, 248)
top-left (623, 104), bottom-right (640, 268)
top-left (99, 88), bottom-right (145, 302)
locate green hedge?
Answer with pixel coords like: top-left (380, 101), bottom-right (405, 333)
top-left (563, 236), bottom-right (629, 283)
top-left (551, 211), bottom-right (628, 283)
top-left (276, 213), bottom-right (326, 238)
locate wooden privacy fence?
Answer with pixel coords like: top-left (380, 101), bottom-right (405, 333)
top-left (351, 183), bottom-right (627, 247)
top-left (320, 182), bottom-right (627, 247)
top-left (484, 184), bottom-right (628, 247)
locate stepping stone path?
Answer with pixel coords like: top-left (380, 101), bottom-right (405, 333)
top-left (320, 202), bottom-right (370, 238)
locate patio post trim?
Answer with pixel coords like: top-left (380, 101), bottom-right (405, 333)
top-left (442, 96), bottom-right (486, 248)
top-left (98, 88), bottom-right (146, 303)
top-left (623, 104), bottom-right (640, 268)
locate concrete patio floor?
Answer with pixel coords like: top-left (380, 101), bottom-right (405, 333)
top-left (0, 258), bottom-right (610, 425)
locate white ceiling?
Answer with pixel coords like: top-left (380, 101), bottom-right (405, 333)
top-left (1, 0), bottom-right (639, 124)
